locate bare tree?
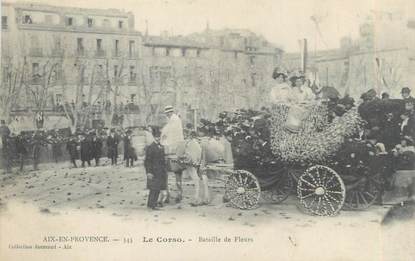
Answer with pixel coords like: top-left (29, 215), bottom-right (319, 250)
top-left (0, 57), bottom-right (28, 122)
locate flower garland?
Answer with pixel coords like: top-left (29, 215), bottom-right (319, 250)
top-left (270, 104), bottom-right (364, 165)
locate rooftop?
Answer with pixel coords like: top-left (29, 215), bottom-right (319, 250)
top-left (3, 1), bottom-right (132, 18)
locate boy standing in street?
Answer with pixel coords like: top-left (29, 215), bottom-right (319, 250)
top-left (144, 127), bottom-right (167, 210)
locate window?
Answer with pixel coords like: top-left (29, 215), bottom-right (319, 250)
top-left (128, 40), bottom-right (135, 57)
top-left (118, 20), bottom-right (123, 29)
top-left (32, 63), bottom-right (40, 78)
top-left (77, 38), bottom-right (84, 53)
top-left (96, 39), bottom-right (102, 51)
top-left (196, 49), bottom-right (201, 57)
top-left (23, 15), bottom-right (33, 24)
top-left (181, 48), bottom-right (186, 57)
top-left (2, 16), bottom-right (7, 29)
top-left (219, 36), bottom-right (225, 46)
top-left (130, 94), bottom-right (136, 103)
top-left (45, 14), bottom-right (53, 24)
top-left (129, 66), bottom-right (136, 81)
top-left (114, 65), bottom-right (118, 78)
top-left (234, 51), bottom-right (238, 60)
top-left (249, 56), bottom-right (255, 65)
top-left (251, 73), bottom-right (256, 87)
top-left (55, 94), bottom-right (63, 105)
top-left (66, 17), bottom-right (73, 26)
top-left (87, 18), bottom-right (93, 27)
top-left (114, 39), bottom-right (119, 55)
top-left (166, 48), bottom-right (170, 56)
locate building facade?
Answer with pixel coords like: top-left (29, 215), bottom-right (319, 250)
top-left (282, 13), bottom-right (415, 99)
top-left (1, 2), bottom-right (283, 129)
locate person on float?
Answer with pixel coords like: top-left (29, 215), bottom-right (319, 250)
top-left (283, 74), bottom-right (316, 133)
top-left (269, 68), bottom-right (290, 105)
top-left (160, 105), bottom-right (185, 203)
top-left (401, 87), bottom-right (415, 106)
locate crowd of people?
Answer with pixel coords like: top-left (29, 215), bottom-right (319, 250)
top-left (0, 124), bottom-right (142, 173)
top-left (1, 67), bottom-right (415, 209)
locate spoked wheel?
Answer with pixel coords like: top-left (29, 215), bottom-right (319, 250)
top-left (297, 165), bottom-right (346, 216)
top-left (225, 170), bottom-right (261, 210)
top-left (344, 174), bottom-right (382, 210)
top-left (262, 173), bottom-right (293, 204)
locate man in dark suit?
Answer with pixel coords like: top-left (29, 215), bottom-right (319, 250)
top-left (80, 133), bottom-right (91, 167)
top-left (123, 129), bottom-right (135, 167)
top-left (91, 133), bottom-right (103, 166)
top-left (107, 129), bottom-right (119, 165)
top-left (66, 135), bottom-right (78, 168)
top-left (144, 127), bottom-right (167, 210)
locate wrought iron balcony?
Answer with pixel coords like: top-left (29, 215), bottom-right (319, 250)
top-left (51, 49), bottom-right (65, 57)
top-left (76, 49), bottom-right (86, 57)
top-left (29, 48), bottom-right (43, 57)
top-left (95, 49), bottom-right (106, 58)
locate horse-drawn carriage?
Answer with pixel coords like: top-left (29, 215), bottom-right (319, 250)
top-left (210, 102), bottom-right (392, 216)
top-left (167, 98), bottom-right (403, 216)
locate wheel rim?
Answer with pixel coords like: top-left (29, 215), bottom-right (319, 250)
top-left (297, 165), bottom-right (346, 216)
top-left (344, 174), bottom-right (381, 210)
top-left (225, 170), bottom-right (261, 210)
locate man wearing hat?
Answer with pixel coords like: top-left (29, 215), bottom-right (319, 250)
top-left (144, 126), bottom-right (167, 210)
top-left (0, 120), bottom-right (11, 173)
top-left (161, 105), bottom-right (185, 203)
top-left (91, 132), bottom-right (103, 166)
top-left (107, 129), bottom-right (119, 166)
top-left (123, 129), bottom-right (136, 167)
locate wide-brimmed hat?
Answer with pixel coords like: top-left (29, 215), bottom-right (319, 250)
top-left (164, 105), bottom-right (174, 114)
top-left (401, 87), bottom-right (411, 94)
top-left (152, 126), bottom-right (161, 137)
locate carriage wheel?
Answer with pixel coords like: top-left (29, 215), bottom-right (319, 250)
top-left (344, 174), bottom-right (381, 210)
top-left (225, 170), bottom-right (261, 210)
top-left (262, 173), bottom-right (293, 204)
top-left (297, 165), bottom-right (346, 216)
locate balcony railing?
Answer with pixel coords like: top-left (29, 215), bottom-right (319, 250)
top-left (128, 79), bottom-right (137, 86)
top-left (31, 76), bottom-right (42, 85)
top-left (76, 49), bottom-right (86, 57)
top-left (112, 50), bottom-right (123, 58)
top-left (51, 49), bottom-right (65, 57)
top-left (29, 48), bottom-right (43, 57)
top-left (95, 49), bottom-right (106, 58)
top-left (127, 52), bottom-right (138, 59)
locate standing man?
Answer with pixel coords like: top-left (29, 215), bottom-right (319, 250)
top-left (144, 127), bottom-right (167, 210)
top-left (32, 131), bottom-right (43, 171)
top-left (15, 132), bottom-right (27, 172)
top-left (0, 120), bottom-right (11, 173)
top-left (107, 129), bottom-right (119, 166)
top-left (50, 129), bottom-right (62, 163)
top-left (91, 132), bottom-right (103, 166)
top-left (161, 105), bottom-right (185, 203)
top-left (123, 129), bottom-right (136, 167)
top-left (80, 133), bottom-right (91, 167)
top-left (66, 135), bottom-right (78, 168)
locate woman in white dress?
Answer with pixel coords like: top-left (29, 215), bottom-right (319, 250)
top-left (284, 76), bottom-right (316, 132)
top-left (270, 71), bottom-right (290, 105)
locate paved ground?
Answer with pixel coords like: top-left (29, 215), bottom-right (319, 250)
top-left (0, 161), bottom-right (414, 261)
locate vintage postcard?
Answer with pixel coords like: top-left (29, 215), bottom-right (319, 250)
top-left (0, 0), bottom-right (414, 260)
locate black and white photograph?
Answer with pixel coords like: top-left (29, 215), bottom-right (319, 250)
top-left (0, 0), bottom-right (414, 260)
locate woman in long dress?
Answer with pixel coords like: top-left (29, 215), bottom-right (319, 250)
top-left (270, 71), bottom-right (290, 105)
top-left (284, 76), bottom-right (315, 132)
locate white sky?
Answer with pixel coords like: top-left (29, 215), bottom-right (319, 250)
top-left (3, 0), bottom-right (415, 52)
